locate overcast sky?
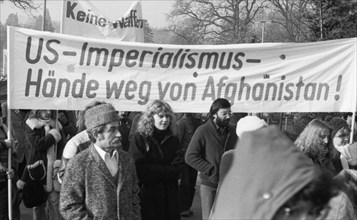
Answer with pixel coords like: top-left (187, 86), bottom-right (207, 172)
top-left (0, 0), bottom-right (175, 28)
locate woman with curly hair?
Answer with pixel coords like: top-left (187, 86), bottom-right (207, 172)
top-left (129, 100), bottom-right (184, 220)
top-left (295, 119), bottom-right (336, 174)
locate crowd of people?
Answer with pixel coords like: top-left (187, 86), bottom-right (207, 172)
top-left (0, 98), bottom-right (356, 220)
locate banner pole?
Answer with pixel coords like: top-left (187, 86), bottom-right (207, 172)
top-left (350, 111), bottom-right (356, 144)
top-left (6, 30), bottom-right (13, 220)
top-left (42, 0), bottom-right (47, 31)
top-left (60, 0), bottom-right (65, 34)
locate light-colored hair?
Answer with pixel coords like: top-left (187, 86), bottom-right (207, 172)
top-left (295, 119), bottom-right (333, 164)
top-left (137, 100), bottom-right (176, 137)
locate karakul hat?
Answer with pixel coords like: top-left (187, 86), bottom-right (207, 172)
top-left (84, 103), bottom-right (119, 131)
top-left (236, 116), bottom-right (267, 138)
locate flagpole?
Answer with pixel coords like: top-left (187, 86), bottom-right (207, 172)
top-left (60, 0), bottom-right (65, 33)
top-left (350, 111), bottom-right (356, 144)
top-left (6, 28), bottom-right (13, 220)
top-left (42, 0), bottom-right (47, 31)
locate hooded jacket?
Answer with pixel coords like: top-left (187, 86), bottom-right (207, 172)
top-left (209, 126), bottom-right (318, 220)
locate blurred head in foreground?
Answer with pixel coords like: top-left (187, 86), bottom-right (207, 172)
top-left (210, 126), bottom-right (338, 220)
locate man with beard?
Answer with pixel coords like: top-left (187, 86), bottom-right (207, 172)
top-left (60, 101), bottom-right (141, 219)
top-left (185, 98), bottom-right (238, 219)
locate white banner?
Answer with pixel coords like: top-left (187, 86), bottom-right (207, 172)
top-left (61, 0), bottom-right (144, 42)
top-left (7, 27), bottom-right (357, 112)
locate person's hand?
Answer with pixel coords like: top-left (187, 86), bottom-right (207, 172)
top-left (58, 112), bottom-right (68, 126)
top-left (7, 169), bottom-right (14, 179)
top-left (3, 139), bottom-right (13, 148)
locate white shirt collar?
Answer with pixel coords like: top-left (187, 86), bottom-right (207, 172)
top-left (94, 144), bottom-right (118, 162)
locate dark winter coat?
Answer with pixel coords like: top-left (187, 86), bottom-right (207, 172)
top-left (23, 117), bottom-right (67, 183)
top-left (175, 113), bottom-right (204, 151)
top-left (185, 119), bottom-right (238, 188)
top-left (129, 130), bottom-right (184, 220)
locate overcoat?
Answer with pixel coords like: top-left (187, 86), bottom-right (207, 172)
top-left (60, 144), bottom-right (141, 220)
top-left (129, 131), bottom-right (183, 220)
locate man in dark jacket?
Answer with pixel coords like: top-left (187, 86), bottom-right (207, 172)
top-left (185, 98), bottom-right (238, 219)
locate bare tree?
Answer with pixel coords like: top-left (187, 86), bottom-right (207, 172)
top-left (168, 0), bottom-right (268, 44)
top-left (10, 0), bottom-right (37, 10)
top-left (268, 0), bottom-right (312, 42)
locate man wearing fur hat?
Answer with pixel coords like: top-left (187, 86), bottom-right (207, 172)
top-left (60, 101), bottom-right (141, 220)
top-left (185, 98), bottom-right (238, 219)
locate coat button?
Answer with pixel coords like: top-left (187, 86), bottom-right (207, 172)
top-left (262, 192), bottom-right (272, 200)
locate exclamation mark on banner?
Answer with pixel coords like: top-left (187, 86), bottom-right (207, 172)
top-left (334, 75), bottom-right (342, 101)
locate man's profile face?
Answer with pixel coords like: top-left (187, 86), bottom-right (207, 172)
top-left (213, 108), bottom-right (231, 127)
top-left (96, 121), bottom-right (122, 152)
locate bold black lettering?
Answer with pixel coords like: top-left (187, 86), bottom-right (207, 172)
top-left (233, 52), bottom-right (245, 70)
top-left (25, 68), bottom-right (42, 97)
top-left (66, 1), bottom-right (77, 19)
top-left (25, 37), bottom-right (43, 64)
top-left (44, 39), bottom-right (60, 64)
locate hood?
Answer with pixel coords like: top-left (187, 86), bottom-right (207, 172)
top-left (210, 126), bottom-right (317, 220)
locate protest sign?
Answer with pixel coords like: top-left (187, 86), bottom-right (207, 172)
top-left (7, 26), bottom-right (357, 112)
top-left (61, 0), bottom-right (144, 42)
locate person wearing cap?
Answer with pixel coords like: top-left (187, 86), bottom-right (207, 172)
top-left (60, 101), bottom-right (140, 220)
top-left (219, 115), bottom-right (267, 181)
top-left (185, 98), bottom-right (238, 219)
top-left (327, 117), bottom-right (356, 171)
top-left (209, 126), bottom-right (338, 220)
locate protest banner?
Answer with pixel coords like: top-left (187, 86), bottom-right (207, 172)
top-left (7, 26), bottom-right (357, 112)
top-left (61, 0), bottom-right (144, 42)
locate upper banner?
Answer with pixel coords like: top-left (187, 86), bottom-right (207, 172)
top-left (7, 27), bottom-right (357, 112)
top-left (61, 0), bottom-right (144, 42)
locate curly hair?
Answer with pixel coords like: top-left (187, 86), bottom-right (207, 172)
top-left (137, 100), bottom-right (176, 137)
top-left (295, 119), bottom-right (333, 166)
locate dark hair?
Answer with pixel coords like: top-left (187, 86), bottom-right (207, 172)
top-left (327, 117), bottom-right (350, 139)
top-left (274, 169), bottom-right (339, 219)
top-left (209, 98), bottom-right (231, 118)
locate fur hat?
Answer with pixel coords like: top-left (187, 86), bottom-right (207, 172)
top-left (327, 117), bottom-right (349, 138)
top-left (84, 103), bottom-right (118, 131)
top-left (236, 116), bottom-right (267, 138)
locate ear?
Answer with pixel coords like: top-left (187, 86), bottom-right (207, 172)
top-left (93, 131), bottom-right (101, 142)
top-left (212, 113), bottom-right (218, 119)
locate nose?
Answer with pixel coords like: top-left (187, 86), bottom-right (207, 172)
top-left (322, 137), bottom-right (329, 144)
top-left (115, 128), bottom-right (122, 137)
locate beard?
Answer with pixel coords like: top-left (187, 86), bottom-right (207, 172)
top-left (215, 116), bottom-right (230, 127)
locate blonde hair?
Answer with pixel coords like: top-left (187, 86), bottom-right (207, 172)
top-left (137, 100), bottom-right (176, 137)
top-left (295, 119), bottom-right (333, 165)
